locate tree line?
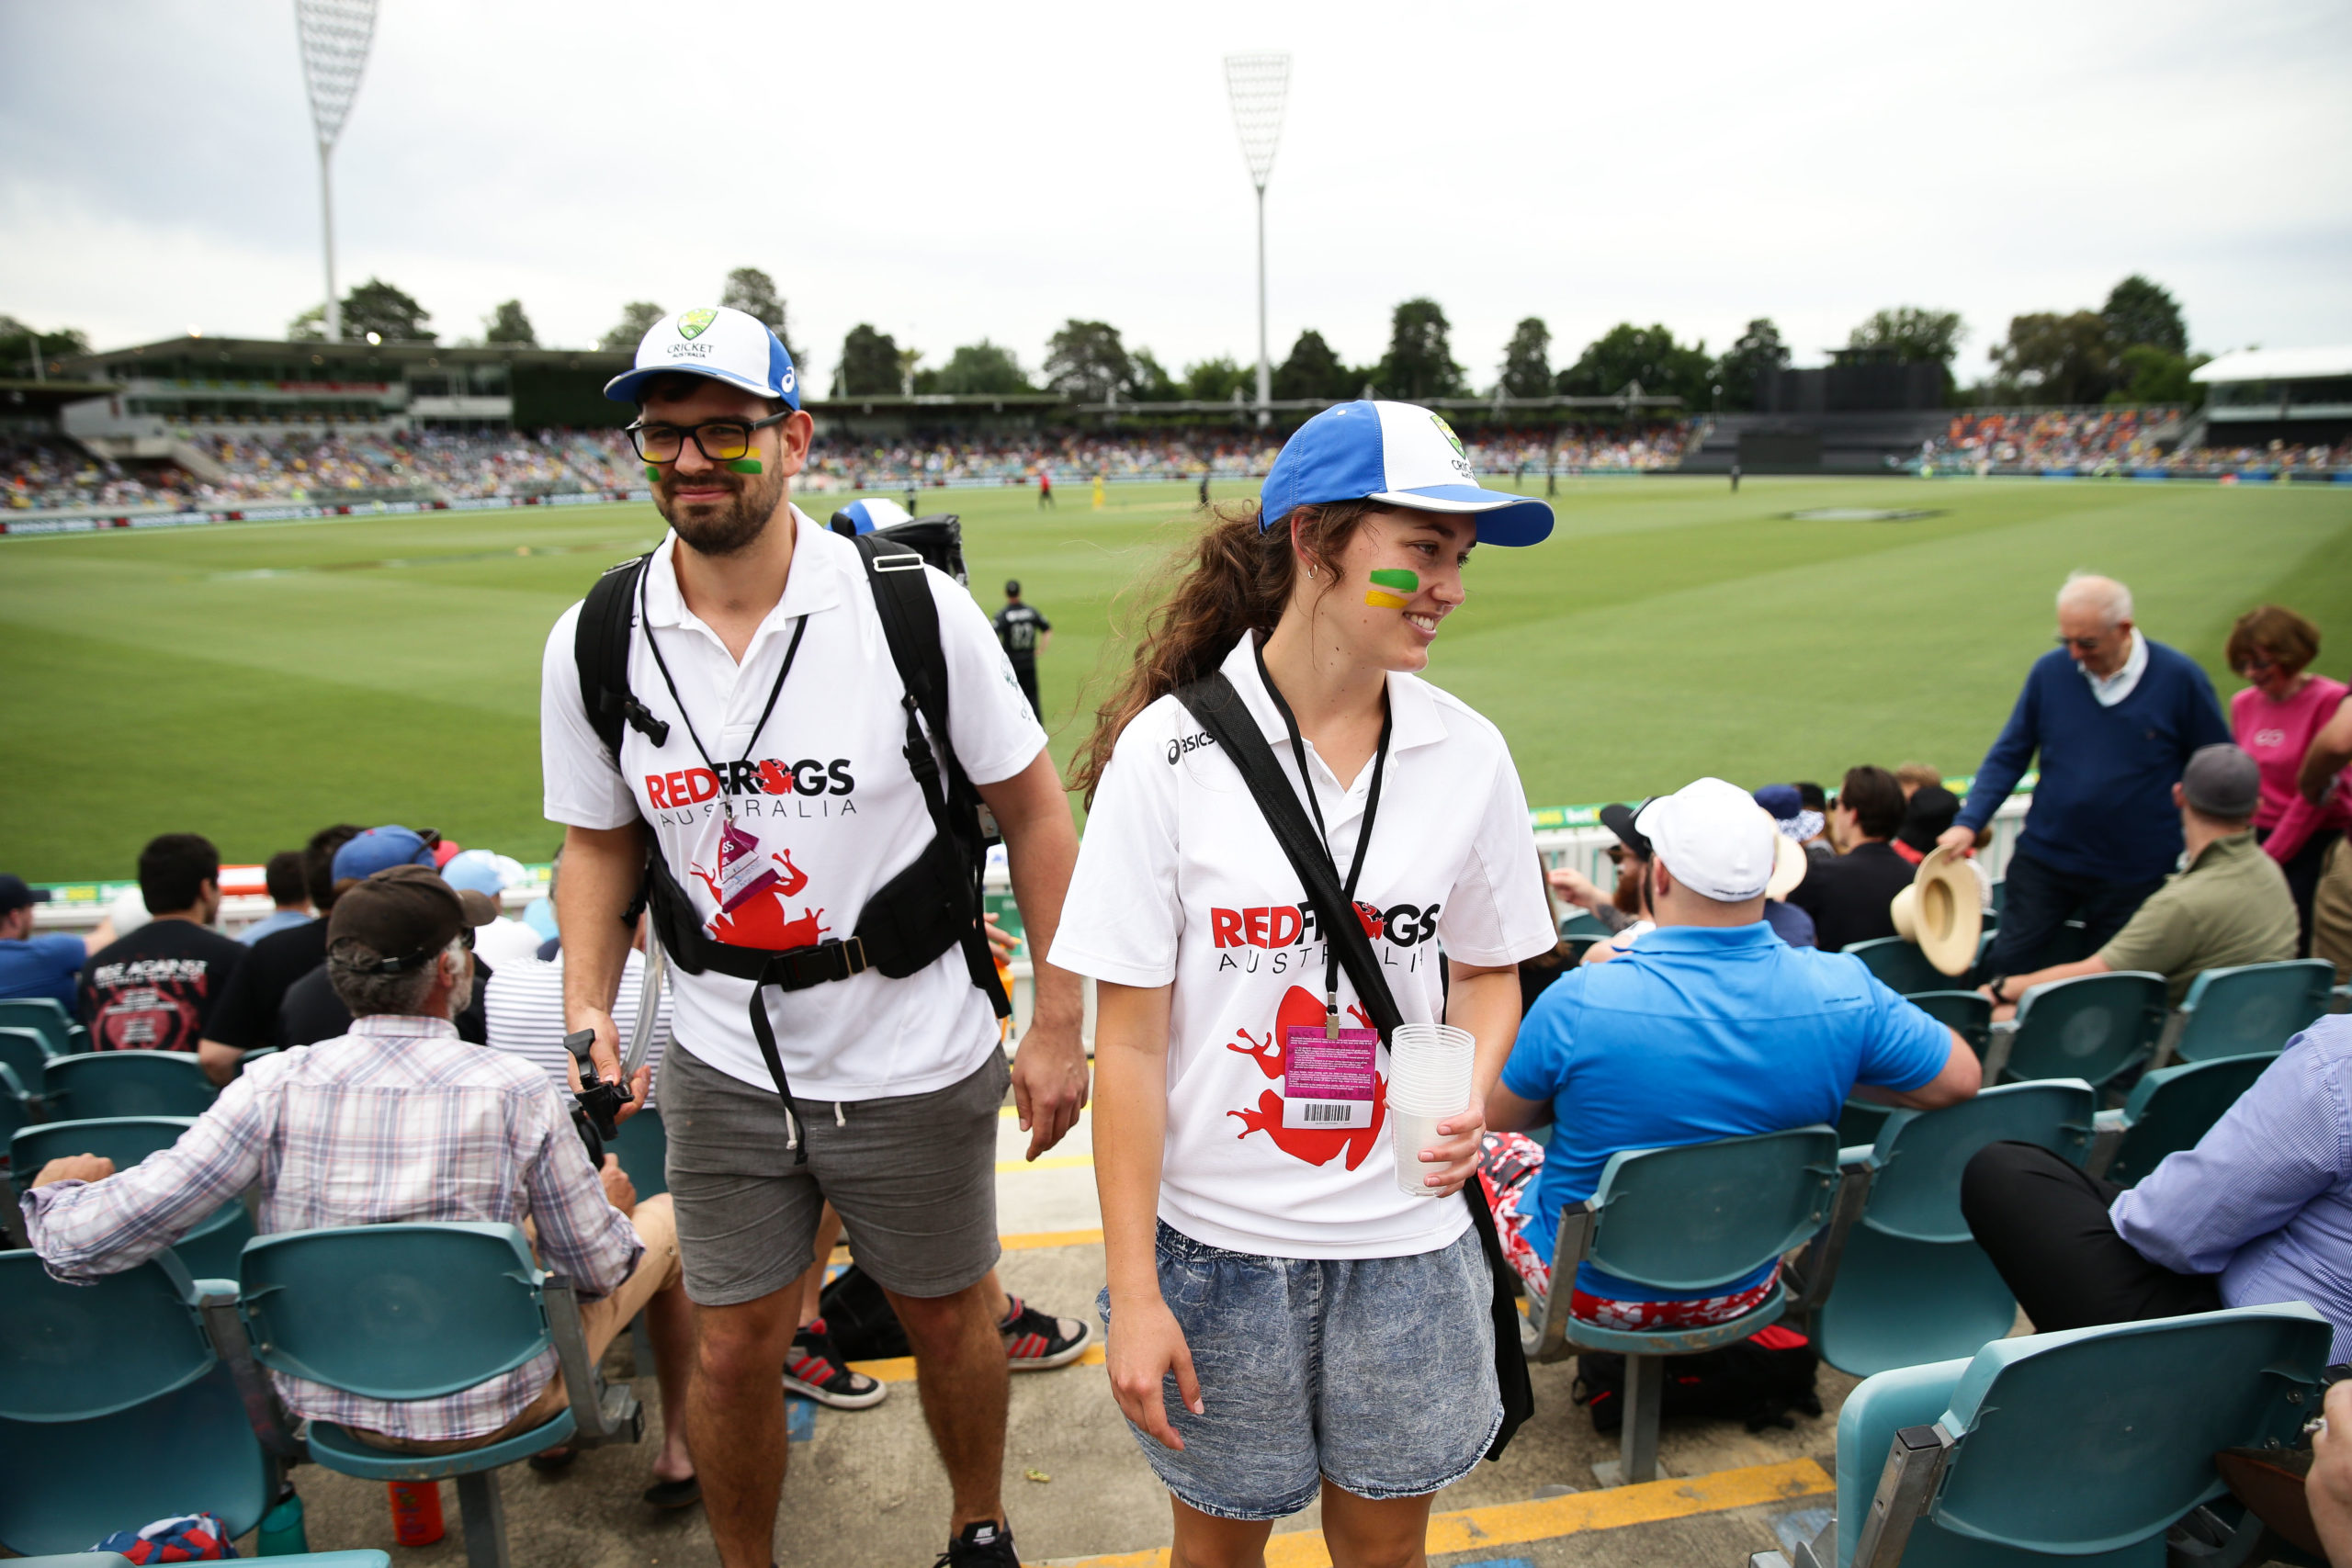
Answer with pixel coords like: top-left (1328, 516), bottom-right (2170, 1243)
top-left (10, 268), bottom-right (2208, 413)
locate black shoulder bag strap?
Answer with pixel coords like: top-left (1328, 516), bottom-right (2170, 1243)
top-left (852, 531), bottom-right (1011, 1019)
top-left (1173, 669), bottom-right (1534, 1461)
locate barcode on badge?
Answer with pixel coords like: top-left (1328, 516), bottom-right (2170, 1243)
top-left (1299, 1102), bottom-right (1351, 1123)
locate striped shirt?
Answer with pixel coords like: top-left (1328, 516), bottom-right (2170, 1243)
top-left (482, 950), bottom-right (673, 1108)
top-left (20, 1013), bottom-right (641, 1441)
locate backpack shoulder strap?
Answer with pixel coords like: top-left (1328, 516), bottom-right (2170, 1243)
top-left (852, 532), bottom-right (953, 753)
top-left (574, 553), bottom-right (664, 765)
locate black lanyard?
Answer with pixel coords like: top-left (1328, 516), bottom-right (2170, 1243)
top-left (1250, 636), bottom-right (1393, 1037)
top-left (639, 558), bottom-right (809, 821)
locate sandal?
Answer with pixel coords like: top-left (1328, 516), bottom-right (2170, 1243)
top-left (641, 1474), bottom-right (702, 1509)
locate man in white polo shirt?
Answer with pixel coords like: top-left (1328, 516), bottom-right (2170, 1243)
top-left (539, 306), bottom-right (1088, 1568)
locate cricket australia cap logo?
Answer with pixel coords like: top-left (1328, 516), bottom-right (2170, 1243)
top-left (677, 308), bottom-right (718, 341)
top-left (1430, 412), bottom-right (1465, 458)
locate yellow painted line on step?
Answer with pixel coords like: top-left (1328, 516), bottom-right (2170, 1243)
top-left (997, 1153), bottom-right (1093, 1172)
top-left (1001, 1227), bottom-right (1104, 1250)
top-left (1046, 1457), bottom-right (1834, 1567)
top-left (848, 1344), bottom-right (1106, 1383)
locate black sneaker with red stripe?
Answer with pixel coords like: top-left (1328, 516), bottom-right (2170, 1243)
top-left (998, 1295), bottom-right (1090, 1371)
top-left (782, 1317), bottom-right (887, 1409)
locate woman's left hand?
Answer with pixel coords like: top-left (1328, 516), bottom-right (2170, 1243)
top-left (1417, 1092), bottom-right (1487, 1199)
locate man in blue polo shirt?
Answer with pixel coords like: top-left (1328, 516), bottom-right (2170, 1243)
top-left (1488, 778), bottom-right (1981, 1325)
top-left (0, 874), bottom-right (114, 1012)
top-left (1938, 572), bottom-right (2231, 975)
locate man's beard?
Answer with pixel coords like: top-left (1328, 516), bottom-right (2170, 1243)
top-left (657, 464), bottom-right (789, 557)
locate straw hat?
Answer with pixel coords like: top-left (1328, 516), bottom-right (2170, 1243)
top-left (1890, 845), bottom-right (1983, 976)
top-left (1767, 829), bottom-right (1808, 901)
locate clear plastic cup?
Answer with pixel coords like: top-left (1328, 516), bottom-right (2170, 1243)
top-left (1391, 1107), bottom-right (1451, 1197)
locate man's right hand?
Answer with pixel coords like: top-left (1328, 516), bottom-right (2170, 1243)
top-left (564, 1008), bottom-right (646, 1125)
top-left (598, 1153), bottom-right (638, 1216)
top-left (33, 1154), bottom-right (116, 1189)
top-left (1935, 825), bottom-right (1979, 856)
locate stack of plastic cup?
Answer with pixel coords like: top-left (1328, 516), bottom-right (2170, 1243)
top-left (1388, 1022), bottom-right (1476, 1198)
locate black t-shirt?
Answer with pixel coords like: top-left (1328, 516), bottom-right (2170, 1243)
top-left (79, 920), bottom-right (247, 1054)
top-left (276, 956), bottom-right (494, 1049)
top-left (1787, 840), bottom-right (1919, 956)
top-left (203, 920), bottom-right (328, 1050)
top-left (991, 603), bottom-right (1050, 665)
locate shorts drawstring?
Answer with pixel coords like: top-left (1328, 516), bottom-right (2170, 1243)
top-left (834, 1100), bottom-right (846, 1127)
top-left (784, 1105), bottom-right (799, 1150)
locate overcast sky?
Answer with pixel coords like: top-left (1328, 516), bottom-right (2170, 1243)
top-left (4, 0), bottom-right (2346, 390)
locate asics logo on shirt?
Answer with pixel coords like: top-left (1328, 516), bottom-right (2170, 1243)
top-left (1167, 729), bottom-right (1216, 765)
top-left (642, 758), bottom-right (857, 807)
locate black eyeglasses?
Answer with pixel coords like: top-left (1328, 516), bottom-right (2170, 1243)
top-left (2053, 634), bottom-right (2105, 651)
top-left (628, 412), bottom-right (790, 465)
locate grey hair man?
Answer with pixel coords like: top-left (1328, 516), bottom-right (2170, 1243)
top-left (1939, 572), bottom-right (2232, 974)
top-left (22, 865), bottom-right (699, 1504)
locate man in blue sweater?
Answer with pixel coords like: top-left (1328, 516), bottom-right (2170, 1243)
top-left (1939, 573), bottom-right (2231, 974)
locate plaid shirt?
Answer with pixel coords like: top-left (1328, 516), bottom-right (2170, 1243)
top-left (21, 1013), bottom-right (642, 1441)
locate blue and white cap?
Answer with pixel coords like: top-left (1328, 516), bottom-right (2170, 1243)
top-left (831, 497), bottom-right (912, 534)
top-left (604, 305), bottom-right (800, 410)
top-left (1260, 400), bottom-right (1552, 546)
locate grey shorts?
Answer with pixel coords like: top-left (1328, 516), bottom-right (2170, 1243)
top-left (660, 1041), bottom-right (1009, 1307)
top-left (1097, 1221), bottom-right (1501, 1520)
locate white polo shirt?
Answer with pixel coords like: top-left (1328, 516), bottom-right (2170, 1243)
top-left (1050, 637), bottom-right (1555, 1259)
top-left (539, 509), bottom-right (1046, 1100)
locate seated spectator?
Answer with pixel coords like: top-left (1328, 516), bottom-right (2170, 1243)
top-left (1786, 765), bottom-right (1916, 953)
top-left (1892, 784), bottom-right (1961, 865)
top-left (22, 865), bottom-right (699, 1505)
top-left (1762, 831), bottom-right (1816, 949)
top-left (199, 823), bottom-right (368, 1083)
top-left (2227, 605), bottom-right (2350, 953)
top-left (484, 919), bottom-right (673, 1104)
top-left (1792, 781), bottom-right (1835, 863)
top-left (238, 850), bottom-right (316, 946)
top-left (1982, 745), bottom-right (2296, 1015)
top-left (1962, 1013), bottom-right (2352, 1364)
top-left (444, 850), bottom-right (545, 970)
top-left (1576, 802), bottom-right (1658, 963)
top-left (79, 834), bottom-right (245, 1055)
top-left (1485, 777), bottom-right (1980, 1324)
top-left (1894, 761), bottom-right (1942, 799)
top-left (0, 874), bottom-right (113, 1010)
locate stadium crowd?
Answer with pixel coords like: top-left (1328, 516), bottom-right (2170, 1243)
top-left (1932, 407), bottom-right (2349, 475)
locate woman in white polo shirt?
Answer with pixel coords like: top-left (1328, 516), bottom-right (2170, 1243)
top-left (1053, 402), bottom-right (1559, 1561)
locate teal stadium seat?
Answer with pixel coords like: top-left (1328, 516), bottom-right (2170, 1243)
top-left (9, 1118), bottom-right (254, 1279)
top-left (1987, 972), bottom-right (2165, 1088)
top-left (1559, 909), bottom-right (1613, 941)
top-left (0, 1248), bottom-right (277, 1555)
top-left (240, 1221), bottom-right (641, 1568)
top-left (1905, 991), bottom-right (1992, 1060)
top-left (608, 1105), bottom-right (667, 1200)
top-left (0, 998), bottom-right (86, 1057)
top-left (1813, 1080), bottom-right (2096, 1378)
top-left (1842, 938), bottom-right (1950, 998)
top-left (1532, 1125), bottom-right (1843, 1485)
top-left (0, 1025), bottom-right (54, 1102)
top-left (1754, 1303), bottom-right (2331, 1568)
top-left (2087, 1053), bottom-right (2278, 1189)
top-left (2165, 959), bottom-right (2334, 1066)
top-left (43, 1050), bottom-right (217, 1120)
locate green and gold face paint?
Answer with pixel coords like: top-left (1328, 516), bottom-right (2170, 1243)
top-left (727, 458), bottom-right (763, 475)
top-left (1364, 568), bottom-right (1419, 609)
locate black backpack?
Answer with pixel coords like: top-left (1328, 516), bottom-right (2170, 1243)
top-left (571, 515), bottom-right (1008, 1156)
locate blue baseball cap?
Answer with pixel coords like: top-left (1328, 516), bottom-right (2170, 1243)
top-left (604, 305), bottom-right (801, 410)
top-left (1260, 400), bottom-right (1553, 546)
top-left (332, 826), bottom-right (437, 883)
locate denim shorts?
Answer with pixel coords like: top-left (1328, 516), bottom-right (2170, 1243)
top-left (1096, 1221), bottom-right (1501, 1521)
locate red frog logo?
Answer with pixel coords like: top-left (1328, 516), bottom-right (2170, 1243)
top-left (1227, 984), bottom-right (1386, 1169)
top-left (689, 828), bottom-right (827, 950)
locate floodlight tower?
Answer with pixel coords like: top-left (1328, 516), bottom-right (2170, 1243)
top-left (295, 0), bottom-right (379, 343)
top-left (1223, 52), bottom-right (1291, 422)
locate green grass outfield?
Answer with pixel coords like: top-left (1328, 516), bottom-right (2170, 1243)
top-left (6, 474), bottom-right (2351, 882)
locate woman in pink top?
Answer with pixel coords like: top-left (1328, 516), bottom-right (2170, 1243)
top-left (2229, 604), bottom-right (2350, 952)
